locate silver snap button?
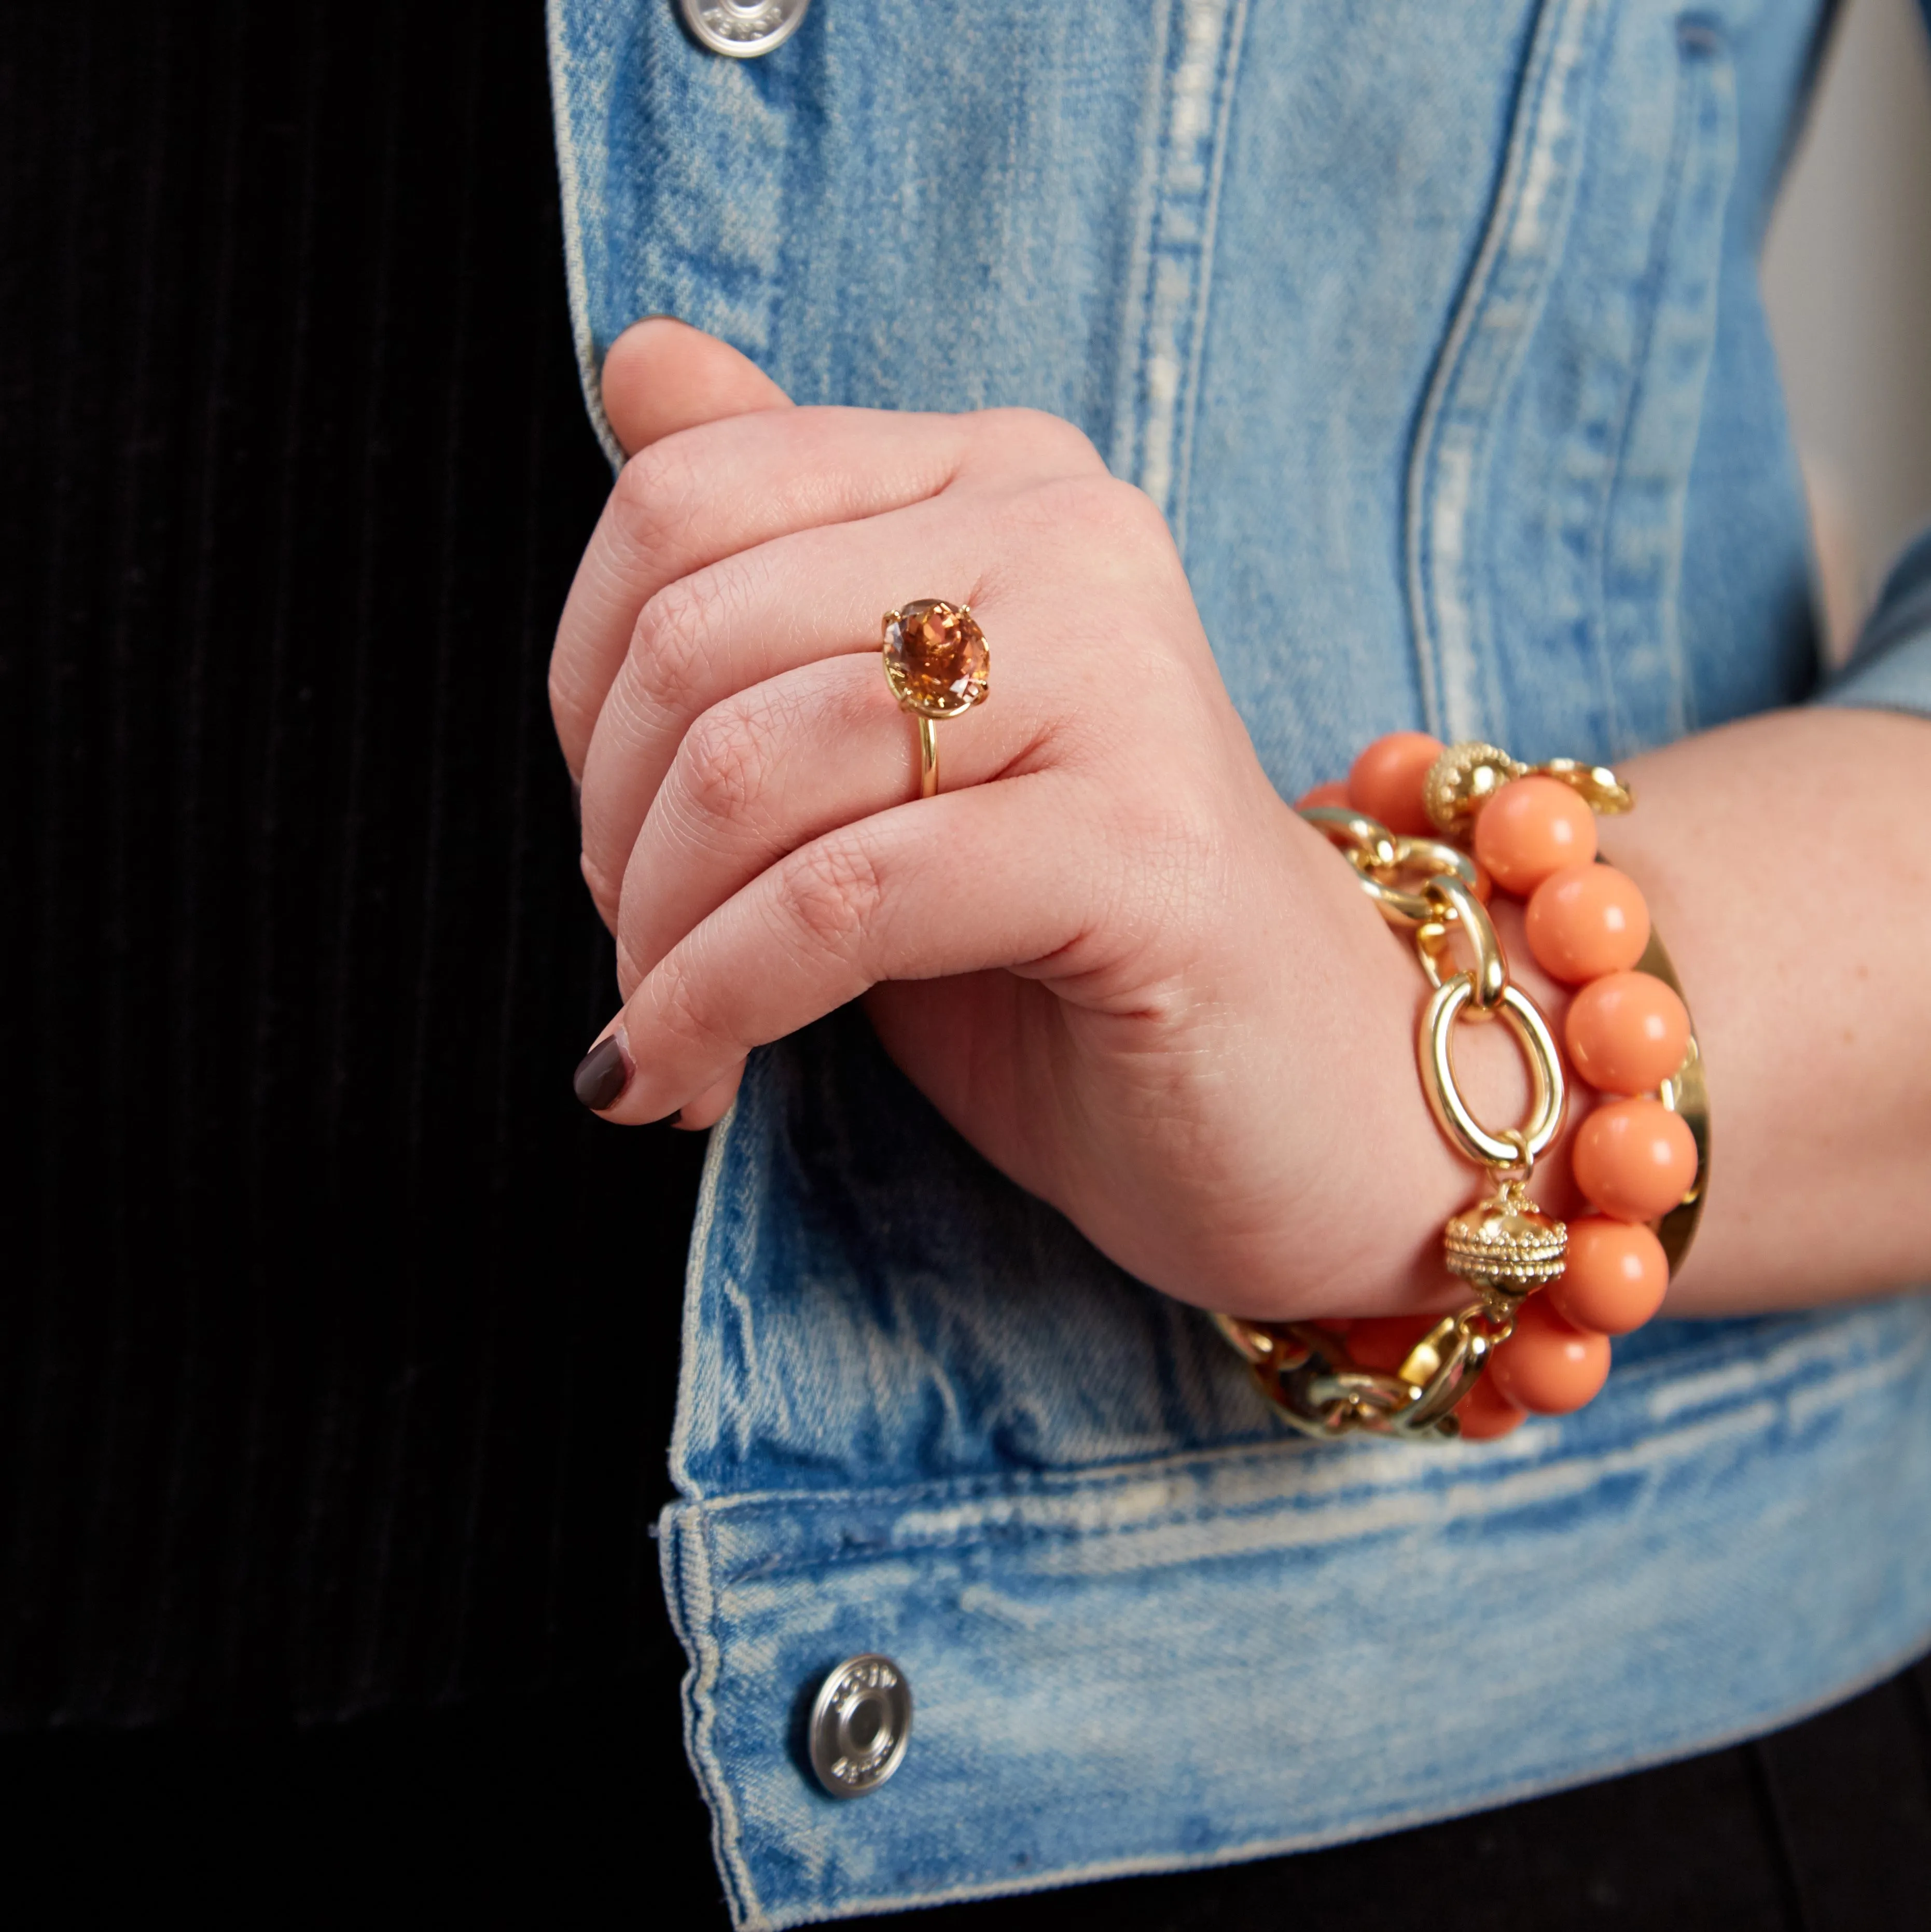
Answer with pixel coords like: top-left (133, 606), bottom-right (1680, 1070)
top-left (679, 0), bottom-right (811, 59)
top-left (809, 1654), bottom-right (912, 1798)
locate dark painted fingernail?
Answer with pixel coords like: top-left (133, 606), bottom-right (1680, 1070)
top-left (569, 775), bottom-right (582, 825)
top-left (573, 1034), bottom-right (631, 1112)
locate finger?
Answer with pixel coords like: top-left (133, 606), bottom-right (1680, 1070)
top-left (578, 464), bottom-right (1169, 928)
top-left (551, 408), bottom-right (970, 779)
top-left (551, 403), bottom-right (1103, 781)
top-left (600, 316), bottom-right (791, 457)
top-left (612, 648), bottom-right (1031, 997)
top-left (576, 490), bottom-right (1025, 925)
top-left (577, 776), bottom-right (1105, 1125)
top-left (676, 1062), bottom-right (746, 1133)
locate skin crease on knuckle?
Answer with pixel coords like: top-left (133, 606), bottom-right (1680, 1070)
top-left (611, 434), bottom-right (707, 565)
top-left (575, 568), bottom-right (743, 912)
top-left (547, 446), bottom-right (704, 760)
top-left (611, 683), bottom-right (819, 999)
top-left (674, 686), bottom-right (790, 842)
top-left (613, 831), bottom-right (891, 1117)
top-left (623, 571), bottom-right (732, 743)
top-left (964, 405), bottom-right (1108, 479)
top-left (774, 831), bottom-right (892, 969)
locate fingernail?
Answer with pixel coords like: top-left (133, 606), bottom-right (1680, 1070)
top-left (573, 1032), bottom-right (631, 1112)
top-left (569, 775), bottom-right (582, 825)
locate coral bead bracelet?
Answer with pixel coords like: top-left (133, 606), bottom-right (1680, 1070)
top-left (1216, 735), bottom-right (1709, 1443)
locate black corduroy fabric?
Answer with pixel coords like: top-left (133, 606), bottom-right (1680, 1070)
top-left (0, 0), bottom-right (704, 1728)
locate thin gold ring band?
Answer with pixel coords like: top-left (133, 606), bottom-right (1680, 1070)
top-left (915, 716), bottom-right (939, 799)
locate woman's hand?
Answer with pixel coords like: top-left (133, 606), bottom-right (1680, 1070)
top-left (549, 321), bottom-right (1492, 1320)
top-left (553, 321), bottom-right (1931, 1323)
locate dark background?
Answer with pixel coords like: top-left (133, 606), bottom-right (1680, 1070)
top-left (3, 2), bottom-right (1928, 1924)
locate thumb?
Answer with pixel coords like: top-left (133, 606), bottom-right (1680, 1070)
top-left (599, 316), bottom-right (793, 456)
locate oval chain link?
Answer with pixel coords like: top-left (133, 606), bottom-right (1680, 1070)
top-left (1419, 977), bottom-right (1568, 1168)
top-left (1304, 803), bottom-right (1561, 1158)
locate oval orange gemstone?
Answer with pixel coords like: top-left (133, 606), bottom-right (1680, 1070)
top-left (883, 599), bottom-right (989, 717)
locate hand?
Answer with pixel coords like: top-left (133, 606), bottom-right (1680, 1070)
top-left (554, 322), bottom-right (1931, 1324)
top-left (549, 321), bottom-right (1502, 1319)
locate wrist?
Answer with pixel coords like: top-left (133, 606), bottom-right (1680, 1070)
top-left (1219, 735), bottom-right (1705, 1442)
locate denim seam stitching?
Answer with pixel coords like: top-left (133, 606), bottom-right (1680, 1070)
top-left (668, 1502), bottom-right (769, 1929)
top-left (1107, 3), bottom-right (1176, 487)
top-left (1586, 16), bottom-right (1733, 752)
top-left (1404, 0), bottom-right (1606, 741)
top-left (687, 1320), bottom-right (1928, 1584)
top-left (692, 1396), bottom-right (1819, 1584)
top-left (1129, 0), bottom-right (1241, 524)
top-left (544, 0), bottom-right (623, 473)
top-left (672, 1306), bottom-right (1869, 1521)
top-left (1170, 0), bottom-right (1251, 560)
top-left (668, 1087), bottom-right (741, 1502)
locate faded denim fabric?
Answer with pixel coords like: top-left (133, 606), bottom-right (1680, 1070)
top-left (547, 3), bottom-right (1931, 1925)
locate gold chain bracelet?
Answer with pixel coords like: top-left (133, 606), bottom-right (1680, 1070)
top-left (1217, 738), bottom-right (1708, 1443)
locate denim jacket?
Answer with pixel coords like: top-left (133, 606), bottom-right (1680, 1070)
top-left (548, 4), bottom-right (1931, 1924)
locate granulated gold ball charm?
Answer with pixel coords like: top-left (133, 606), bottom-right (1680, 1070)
top-left (882, 598), bottom-right (989, 797)
top-left (1442, 1180), bottom-right (1568, 1304)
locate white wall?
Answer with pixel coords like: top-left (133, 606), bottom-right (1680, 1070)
top-left (1762, 0), bottom-right (1931, 659)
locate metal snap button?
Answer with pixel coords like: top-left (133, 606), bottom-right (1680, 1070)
top-left (679, 0), bottom-right (811, 58)
top-left (808, 1654), bottom-right (912, 1798)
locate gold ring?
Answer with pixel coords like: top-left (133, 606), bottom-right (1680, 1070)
top-left (882, 599), bottom-right (990, 798)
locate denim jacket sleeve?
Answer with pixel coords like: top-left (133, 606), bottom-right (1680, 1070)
top-left (1819, 526), bottom-right (1931, 718)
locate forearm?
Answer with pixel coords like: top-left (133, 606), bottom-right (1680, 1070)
top-left (1600, 705), bottom-right (1931, 1314)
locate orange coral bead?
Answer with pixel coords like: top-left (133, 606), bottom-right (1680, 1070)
top-left (1549, 1216), bottom-right (1670, 1334)
top-left (1564, 971), bottom-right (1690, 1095)
top-left (1456, 1373), bottom-right (1527, 1440)
top-left (1488, 1296), bottom-right (1612, 1414)
top-left (1295, 780), bottom-right (1352, 810)
top-left (1472, 775), bottom-right (1598, 896)
top-left (1346, 732), bottom-right (1444, 836)
top-left (1524, 863), bottom-right (1651, 983)
top-left (1344, 1316), bottom-right (1439, 1375)
top-left (1572, 1096), bottom-right (1699, 1222)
